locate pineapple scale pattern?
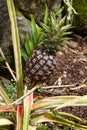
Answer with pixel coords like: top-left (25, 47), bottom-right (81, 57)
top-left (26, 47), bottom-right (57, 81)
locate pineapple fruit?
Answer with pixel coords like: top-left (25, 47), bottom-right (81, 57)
top-left (26, 6), bottom-right (72, 81)
top-left (26, 45), bottom-right (57, 81)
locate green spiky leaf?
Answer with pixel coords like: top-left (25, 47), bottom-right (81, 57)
top-left (55, 6), bottom-right (64, 16)
top-left (50, 12), bottom-right (56, 27)
top-left (22, 5), bottom-right (73, 59)
top-left (60, 24), bottom-right (72, 32)
top-left (21, 47), bottom-right (29, 61)
top-left (44, 4), bottom-right (49, 25)
top-left (40, 23), bottom-right (50, 33)
top-left (57, 16), bottom-right (66, 28)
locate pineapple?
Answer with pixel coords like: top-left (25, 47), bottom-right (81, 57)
top-left (26, 45), bottom-right (57, 80)
top-left (26, 6), bottom-right (72, 81)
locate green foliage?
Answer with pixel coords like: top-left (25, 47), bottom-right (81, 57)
top-left (21, 16), bottom-right (41, 61)
top-left (40, 6), bottom-right (72, 53)
top-left (21, 34), bottom-right (31, 61)
top-left (42, 7), bottom-right (72, 41)
top-left (44, 4), bottom-right (49, 25)
top-left (31, 15), bottom-right (39, 47)
top-left (73, 0), bottom-right (87, 26)
top-left (0, 56), bottom-right (5, 62)
top-left (21, 5), bottom-right (72, 61)
top-left (6, 80), bottom-right (17, 101)
top-left (1, 1), bottom-right (87, 130)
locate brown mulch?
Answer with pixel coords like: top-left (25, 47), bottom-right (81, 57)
top-left (42, 34), bottom-right (87, 120)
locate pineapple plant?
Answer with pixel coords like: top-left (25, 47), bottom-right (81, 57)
top-left (25, 6), bottom-right (72, 81)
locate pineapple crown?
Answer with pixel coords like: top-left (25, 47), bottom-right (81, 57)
top-left (40, 5), bottom-right (72, 54)
top-left (21, 5), bottom-right (72, 61)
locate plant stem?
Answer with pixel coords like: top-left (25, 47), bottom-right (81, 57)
top-left (6, 0), bottom-right (23, 98)
top-left (0, 48), bottom-right (16, 81)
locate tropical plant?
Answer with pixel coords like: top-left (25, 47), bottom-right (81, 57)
top-left (0, 0), bottom-right (87, 130)
top-left (26, 5), bottom-right (72, 81)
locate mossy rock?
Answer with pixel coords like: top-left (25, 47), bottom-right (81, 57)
top-left (73, 0), bottom-right (87, 36)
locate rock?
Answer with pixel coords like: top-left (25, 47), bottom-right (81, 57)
top-left (79, 70), bottom-right (84, 75)
top-left (0, 0), bottom-right (62, 66)
top-left (0, 76), bottom-right (11, 88)
top-left (72, 34), bottom-right (83, 43)
top-left (0, 0), bottom-right (31, 64)
top-left (14, 0), bottom-right (62, 23)
top-left (67, 41), bottom-right (78, 49)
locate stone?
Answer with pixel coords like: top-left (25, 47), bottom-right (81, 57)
top-left (67, 41), bottom-right (78, 49)
top-left (0, 0), bottom-right (32, 64)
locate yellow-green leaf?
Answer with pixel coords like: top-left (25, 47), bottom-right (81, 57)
top-left (44, 4), bottom-right (49, 25)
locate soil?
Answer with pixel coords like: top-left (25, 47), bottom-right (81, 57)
top-left (42, 34), bottom-right (87, 120)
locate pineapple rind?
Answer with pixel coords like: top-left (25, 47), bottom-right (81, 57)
top-left (26, 48), bottom-right (57, 81)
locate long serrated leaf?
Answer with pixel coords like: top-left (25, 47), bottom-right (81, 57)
top-left (28, 40), bottom-right (34, 54)
top-left (40, 22), bottom-right (50, 33)
top-left (60, 24), bottom-right (71, 32)
top-left (60, 37), bottom-right (71, 44)
top-left (32, 96), bottom-right (77, 110)
top-left (24, 33), bottom-right (34, 59)
top-left (44, 4), bottom-right (49, 25)
top-left (57, 112), bottom-right (85, 124)
top-left (50, 12), bottom-right (56, 26)
top-left (55, 6), bottom-right (64, 16)
top-left (23, 93), bottom-right (33, 130)
top-left (21, 47), bottom-right (29, 61)
top-left (61, 31), bottom-right (72, 36)
top-left (16, 105), bottom-right (23, 130)
top-left (57, 16), bottom-right (66, 28)
top-left (32, 95), bottom-right (87, 111)
top-left (31, 112), bottom-right (87, 129)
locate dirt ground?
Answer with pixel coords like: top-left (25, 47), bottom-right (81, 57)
top-left (42, 34), bottom-right (87, 120)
